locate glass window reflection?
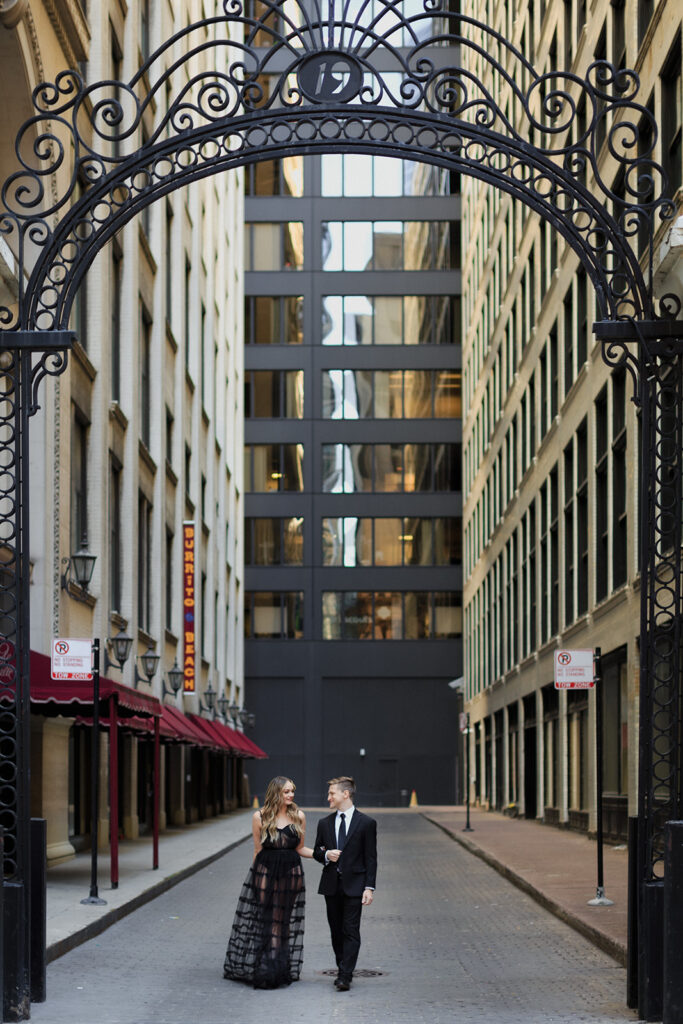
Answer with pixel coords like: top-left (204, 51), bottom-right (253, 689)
top-left (321, 295), bottom-right (458, 345)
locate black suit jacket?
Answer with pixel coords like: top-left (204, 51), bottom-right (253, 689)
top-left (313, 809), bottom-right (377, 897)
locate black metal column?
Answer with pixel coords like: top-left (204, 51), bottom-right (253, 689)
top-left (0, 351), bottom-right (32, 1022)
top-left (636, 341), bottom-right (683, 1021)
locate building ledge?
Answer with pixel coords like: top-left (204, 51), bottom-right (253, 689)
top-left (592, 585), bottom-right (630, 623)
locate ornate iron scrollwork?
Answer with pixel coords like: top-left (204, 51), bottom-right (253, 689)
top-left (0, 0), bottom-right (678, 912)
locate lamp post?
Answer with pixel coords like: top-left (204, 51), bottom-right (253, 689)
top-left (60, 546), bottom-right (97, 602)
top-left (162, 659), bottom-right (184, 700)
top-left (104, 628), bottom-right (133, 675)
top-left (81, 640), bottom-right (106, 906)
top-left (201, 683), bottom-right (216, 717)
top-left (134, 643), bottom-right (160, 687)
top-left (448, 677), bottom-right (472, 830)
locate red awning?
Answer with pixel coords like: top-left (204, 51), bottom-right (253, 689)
top-left (187, 714), bottom-right (237, 752)
top-left (236, 732), bottom-right (268, 759)
top-left (28, 650), bottom-right (161, 718)
top-left (221, 723), bottom-right (268, 759)
top-left (161, 705), bottom-right (215, 747)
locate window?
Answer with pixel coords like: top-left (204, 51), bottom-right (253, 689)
top-left (595, 386), bottom-right (608, 602)
top-left (140, 304), bottom-right (152, 448)
top-left (321, 155), bottom-right (450, 197)
top-left (322, 294), bottom-right (459, 346)
top-left (612, 369), bottom-right (628, 588)
top-left (244, 444), bottom-right (304, 491)
top-left (165, 407), bottom-right (174, 468)
top-left (165, 529), bottom-right (174, 631)
top-left (564, 440), bottom-right (574, 625)
top-left (321, 591), bottom-right (462, 639)
top-left (322, 221), bottom-right (459, 271)
top-left (245, 370), bottom-right (304, 418)
top-left (321, 443), bottom-right (461, 493)
top-left (245, 296), bottom-right (303, 345)
top-left (245, 592), bottom-right (304, 638)
top-left (245, 157), bottom-right (304, 196)
top-left (71, 411), bottom-right (88, 552)
top-left (661, 35), bottom-right (682, 198)
top-left (109, 460), bottom-right (122, 613)
top-left (577, 418), bottom-right (589, 615)
top-left (137, 493), bottom-right (152, 632)
top-left (321, 517), bottom-right (461, 566)
top-left (322, 369), bottom-right (460, 418)
top-left (111, 246), bottom-right (122, 401)
top-left (245, 518), bottom-right (304, 565)
top-left (245, 222), bottom-right (304, 270)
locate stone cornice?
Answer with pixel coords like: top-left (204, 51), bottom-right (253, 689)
top-left (43, 0), bottom-right (90, 66)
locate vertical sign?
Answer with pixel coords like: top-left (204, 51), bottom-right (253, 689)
top-left (183, 521), bottom-right (196, 692)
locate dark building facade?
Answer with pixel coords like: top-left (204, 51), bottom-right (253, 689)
top-left (244, 153), bottom-right (463, 806)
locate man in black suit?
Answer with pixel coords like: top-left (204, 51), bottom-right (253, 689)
top-left (313, 776), bottom-right (377, 991)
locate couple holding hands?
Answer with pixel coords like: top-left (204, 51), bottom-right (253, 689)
top-left (223, 775), bottom-right (378, 991)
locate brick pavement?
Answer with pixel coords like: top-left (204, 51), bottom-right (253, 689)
top-left (421, 807), bottom-right (628, 965)
top-left (31, 811), bottom-right (639, 1024)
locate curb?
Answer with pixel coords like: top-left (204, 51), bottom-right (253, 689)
top-left (422, 813), bottom-right (626, 967)
top-left (47, 833), bottom-right (251, 963)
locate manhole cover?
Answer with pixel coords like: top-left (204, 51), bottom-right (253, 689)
top-left (320, 969), bottom-right (385, 977)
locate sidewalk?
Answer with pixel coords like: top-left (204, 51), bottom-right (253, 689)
top-left (46, 809), bottom-right (253, 961)
top-left (421, 806), bottom-right (628, 965)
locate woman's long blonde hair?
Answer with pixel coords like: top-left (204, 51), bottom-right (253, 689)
top-left (260, 776), bottom-right (303, 842)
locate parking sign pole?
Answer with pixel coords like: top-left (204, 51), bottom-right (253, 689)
top-left (81, 639), bottom-right (106, 906)
top-left (588, 647), bottom-right (613, 906)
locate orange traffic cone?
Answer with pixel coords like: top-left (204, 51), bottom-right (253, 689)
top-left (409, 789), bottom-right (418, 807)
top-left (252, 795), bottom-right (259, 808)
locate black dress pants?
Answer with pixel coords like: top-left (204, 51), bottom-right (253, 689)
top-left (324, 885), bottom-right (363, 980)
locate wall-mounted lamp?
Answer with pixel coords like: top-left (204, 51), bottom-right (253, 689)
top-left (229, 701), bottom-right (240, 726)
top-left (104, 628), bottom-right (133, 674)
top-left (200, 682), bottom-right (216, 717)
top-left (247, 712), bottom-right (255, 729)
top-left (238, 707), bottom-right (249, 727)
top-left (61, 547), bottom-right (97, 599)
top-left (134, 643), bottom-right (160, 687)
top-left (217, 694), bottom-right (230, 720)
top-left (162, 659), bottom-right (184, 700)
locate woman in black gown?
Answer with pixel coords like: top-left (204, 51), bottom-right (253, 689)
top-left (223, 776), bottom-right (313, 988)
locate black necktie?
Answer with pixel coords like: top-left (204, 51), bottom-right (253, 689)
top-left (338, 812), bottom-right (346, 850)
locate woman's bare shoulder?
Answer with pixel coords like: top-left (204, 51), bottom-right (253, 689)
top-left (252, 810), bottom-right (262, 823)
top-left (297, 809), bottom-right (306, 823)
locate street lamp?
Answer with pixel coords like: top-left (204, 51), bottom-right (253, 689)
top-left (61, 546), bottom-right (97, 600)
top-left (134, 643), bottom-right (160, 687)
top-left (447, 677), bottom-right (472, 832)
top-left (104, 628), bottom-right (133, 674)
top-left (162, 659), bottom-right (184, 699)
top-left (201, 682), bottom-right (216, 717)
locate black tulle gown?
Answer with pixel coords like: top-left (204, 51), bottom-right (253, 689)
top-left (223, 824), bottom-right (305, 989)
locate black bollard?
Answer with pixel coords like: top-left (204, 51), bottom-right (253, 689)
top-left (626, 816), bottom-right (638, 1009)
top-left (29, 819), bottom-right (46, 1003)
top-left (639, 879), bottom-right (663, 1022)
top-left (663, 821), bottom-right (683, 1024)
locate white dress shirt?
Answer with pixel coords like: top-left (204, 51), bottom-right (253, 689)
top-left (335, 805), bottom-right (355, 844)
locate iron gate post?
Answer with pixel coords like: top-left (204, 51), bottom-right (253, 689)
top-left (635, 335), bottom-right (683, 1022)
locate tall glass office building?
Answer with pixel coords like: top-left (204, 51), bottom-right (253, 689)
top-left (243, 152), bottom-right (463, 805)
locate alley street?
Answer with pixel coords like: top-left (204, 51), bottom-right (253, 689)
top-left (31, 812), bottom-right (637, 1024)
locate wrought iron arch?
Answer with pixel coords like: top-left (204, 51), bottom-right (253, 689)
top-left (0, 2), bottom-right (681, 1017)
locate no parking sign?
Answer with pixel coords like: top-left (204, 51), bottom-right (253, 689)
top-left (553, 648), bottom-right (595, 689)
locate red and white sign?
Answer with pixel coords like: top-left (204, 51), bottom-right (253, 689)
top-left (51, 638), bottom-right (93, 681)
top-left (182, 521), bottom-right (196, 693)
top-left (554, 648), bottom-right (595, 689)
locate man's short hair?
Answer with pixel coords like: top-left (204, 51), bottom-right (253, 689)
top-left (328, 776), bottom-right (356, 797)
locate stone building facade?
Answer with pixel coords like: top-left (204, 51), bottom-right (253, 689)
top-left (461, 0), bottom-right (682, 839)
top-left (0, 0), bottom-right (248, 869)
